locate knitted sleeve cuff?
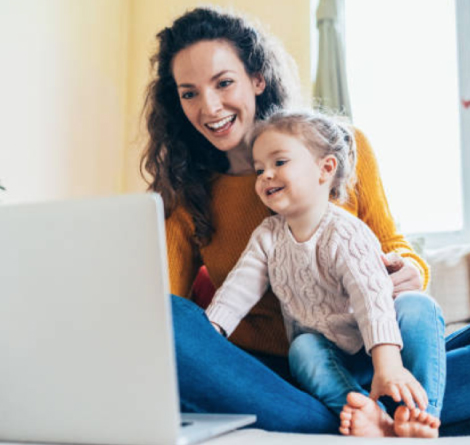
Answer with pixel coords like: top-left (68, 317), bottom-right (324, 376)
top-left (205, 304), bottom-right (242, 338)
top-left (362, 320), bottom-right (403, 355)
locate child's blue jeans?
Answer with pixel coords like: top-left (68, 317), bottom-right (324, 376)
top-left (288, 292), bottom-right (446, 417)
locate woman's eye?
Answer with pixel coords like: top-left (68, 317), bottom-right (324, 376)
top-left (255, 169), bottom-right (264, 176)
top-left (275, 160), bottom-right (287, 167)
top-left (181, 91), bottom-right (196, 100)
top-left (219, 79), bottom-right (234, 88)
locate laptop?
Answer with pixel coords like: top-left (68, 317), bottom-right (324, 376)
top-left (0, 193), bottom-right (256, 445)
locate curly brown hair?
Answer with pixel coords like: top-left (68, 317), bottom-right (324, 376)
top-left (141, 7), bottom-right (299, 247)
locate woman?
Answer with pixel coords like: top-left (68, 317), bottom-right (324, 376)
top-left (141, 7), bottom-right (470, 436)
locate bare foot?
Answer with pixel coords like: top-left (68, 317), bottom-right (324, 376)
top-left (339, 392), bottom-right (395, 437)
top-left (394, 406), bottom-right (440, 438)
top-left (339, 405), bottom-right (353, 435)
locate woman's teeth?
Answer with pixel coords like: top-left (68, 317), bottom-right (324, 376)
top-left (206, 115), bottom-right (235, 131)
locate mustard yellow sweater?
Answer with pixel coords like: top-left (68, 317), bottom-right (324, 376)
top-left (165, 129), bottom-right (429, 356)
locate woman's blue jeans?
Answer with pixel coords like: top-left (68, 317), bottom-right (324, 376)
top-left (171, 293), bottom-right (470, 436)
top-left (288, 293), bottom-right (446, 417)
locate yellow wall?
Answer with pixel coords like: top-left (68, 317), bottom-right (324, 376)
top-left (0, 0), bottom-right (129, 203)
top-left (123, 0), bottom-right (312, 192)
top-left (0, 0), bottom-right (312, 201)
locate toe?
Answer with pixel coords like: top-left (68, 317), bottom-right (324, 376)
top-left (416, 409), bottom-right (427, 422)
top-left (340, 410), bottom-right (352, 421)
top-left (346, 392), bottom-right (370, 409)
top-left (426, 413), bottom-right (440, 427)
top-left (418, 409), bottom-right (430, 424)
top-left (394, 405), bottom-right (410, 423)
top-left (424, 413), bottom-right (435, 425)
top-left (339, 426), bottom-right (351, 436)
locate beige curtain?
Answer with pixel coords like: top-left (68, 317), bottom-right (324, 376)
top-left (313, 0), bottom-right (352, 118)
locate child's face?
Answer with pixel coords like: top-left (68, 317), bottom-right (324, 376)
top-left (252, 129), bottom-right (330, 218)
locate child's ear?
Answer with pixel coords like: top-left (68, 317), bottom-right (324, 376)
top-left (319, 155), bottom-right (337, 183)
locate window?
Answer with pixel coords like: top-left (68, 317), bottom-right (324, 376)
top-left (343, 0), bottom-right (469, 248)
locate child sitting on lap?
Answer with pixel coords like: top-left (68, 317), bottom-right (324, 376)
top-left (206, 110), bottom-right (445, 438)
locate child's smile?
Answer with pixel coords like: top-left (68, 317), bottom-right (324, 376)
top-left (265, 186), bottom-right (285, 197)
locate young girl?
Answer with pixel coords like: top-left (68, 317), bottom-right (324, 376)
top-left (206, 110), bottom-right (446, 438)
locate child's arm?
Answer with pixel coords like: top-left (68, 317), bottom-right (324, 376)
top-left (335, 217), bottom-right (429, 410)
top-left (210, 321), bottom-right (226, 336)
top-left (205, 219), bottom-right (273, 337)
top-left (370, 344), bottom-right (428, 411)
top-left (335, 218), bottom-right (403, 354)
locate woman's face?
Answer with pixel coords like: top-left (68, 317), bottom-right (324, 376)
top-left (172, 39), bottom-right (266, 153)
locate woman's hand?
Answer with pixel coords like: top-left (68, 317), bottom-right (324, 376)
top-left (381, 252), bottom-right (423, 298)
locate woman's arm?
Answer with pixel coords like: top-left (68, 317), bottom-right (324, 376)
top-left (353, 128), bottom-right (430, 290)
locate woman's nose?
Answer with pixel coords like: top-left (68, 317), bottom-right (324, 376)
top-left (201, 90), bottom-right (222, 115)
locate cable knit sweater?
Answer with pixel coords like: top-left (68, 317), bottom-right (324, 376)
top-left (206, 203), bottom-right (403, 355)
top-left (165, 129), bottom-right (429, 356)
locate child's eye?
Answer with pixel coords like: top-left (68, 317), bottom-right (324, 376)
top-left (255, 169), bottom-right (264, 176)
top-left (219, 79), bottom-right (234, 88)
top-left (181, 91), bottom-right (196, 100)
top-left (275, 160), bottom-right (288, 167)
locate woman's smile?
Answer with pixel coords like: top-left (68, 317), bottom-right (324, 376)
top-left (172, 39), bottom-right (265, 153)
top-left (204, 114), bottom-right (237, 134)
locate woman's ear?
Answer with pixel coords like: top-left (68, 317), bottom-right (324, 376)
top-left (319, 155), bottom-right (337, 183)
top-left (252, 73), bottom-right (266, 96)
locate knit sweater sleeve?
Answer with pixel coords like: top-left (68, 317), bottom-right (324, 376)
top-left (334, 217), bottom-right (403, 354)
top-left (354, 128), bottom-right (430, 289)
top-left (165, 206), bottom-right (202, 299)
top-left (205, 218), bottom-right (272, 337)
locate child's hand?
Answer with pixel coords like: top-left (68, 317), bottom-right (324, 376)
top-left (370, 366), bottom-right (428, 411)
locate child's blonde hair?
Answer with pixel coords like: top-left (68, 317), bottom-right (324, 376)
top-left (248, 110), bottom-right (357, 203)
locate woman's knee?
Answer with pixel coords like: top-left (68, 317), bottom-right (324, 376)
top-left (395, 292), bottom-right (444, 326)
top-left (171, 294), bottom-right (212, 348)
top-left (171, 294), bottom-right (204, 320)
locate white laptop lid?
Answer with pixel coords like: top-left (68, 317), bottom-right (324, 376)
top-left (0, 193), bottom-right (181, 445)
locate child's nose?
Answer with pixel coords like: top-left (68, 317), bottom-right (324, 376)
top-left (263, 169), bottom-right (274, 180)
